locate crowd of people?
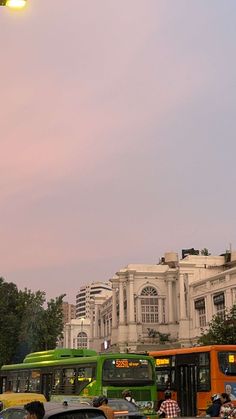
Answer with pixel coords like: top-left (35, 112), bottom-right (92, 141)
top-left (206, 392), bottom-right (236, 418)
top-left (155, 389), bottom-right (236, 419)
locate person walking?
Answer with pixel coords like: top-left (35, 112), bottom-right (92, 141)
top-left (97, 395), bottom-right (114, 419)
top-left (157, 390), bottom-right (180, 418)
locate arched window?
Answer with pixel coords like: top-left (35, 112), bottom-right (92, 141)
top-left (77, 332), bottom-right (88, 349)
top-left (140, 286), bottom-right (158, 323)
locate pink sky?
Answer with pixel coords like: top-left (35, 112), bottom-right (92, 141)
top-left (1, 0), bottom-right (236, 302)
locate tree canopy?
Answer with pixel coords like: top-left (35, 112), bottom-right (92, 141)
top-left (198, 304), bottom-right (236, 345)
top-left (0, 277), bottom-right (65, 366)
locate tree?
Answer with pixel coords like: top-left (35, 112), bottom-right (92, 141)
top-left (201, 248), bottom-right (211, 256)
top-left (37, 294), bottom-right (65, 350)
top-left (0, 277), bottom-right (66, 365)
top-left (16, 292), bottom-right (65, 355)
top-left (198, 304), bottom-right (236, 345)
top-left (0, 278), bottom-right (21, 365)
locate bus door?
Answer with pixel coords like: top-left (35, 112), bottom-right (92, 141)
top-left (175, 354), bottom-right (198, 416)
top-left (41, 373), bottom-right (53, 401)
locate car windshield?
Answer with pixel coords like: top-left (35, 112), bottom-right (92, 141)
top-left (102, 359), bottom-right (153, 384)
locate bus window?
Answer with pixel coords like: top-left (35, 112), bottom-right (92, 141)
top-left (198, 352), bottom-right (210, 391)
top-left (53, 369), bottom-right (62, 394)
top-left (218, 352), bottom-right (236, 375)
top-left (156, 370), bottom-right (170, 389)
top-left (63, 368), bottom-right (76, 394)
top-left (17, 371), bottom-right (29, 392)
top-left (198, 367), bottom-right (210, 390)
top-left (29, 370), bottom-right (41, 393)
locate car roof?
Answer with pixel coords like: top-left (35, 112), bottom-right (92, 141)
top-left (44, 402), bottom-right (106, 415)
top-left (1, 402), bottom-right (107, 418)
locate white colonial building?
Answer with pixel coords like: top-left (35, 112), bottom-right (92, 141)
top-left (63, 249), bottom-right (236, 352)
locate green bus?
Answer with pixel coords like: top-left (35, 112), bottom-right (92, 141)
top-left (0, 349), bottom-right (157, 416)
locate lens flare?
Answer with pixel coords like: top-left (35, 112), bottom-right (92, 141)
top-left (6, 0), bottom-right (26, 8)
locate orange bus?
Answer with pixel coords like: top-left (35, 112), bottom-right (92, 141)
top-left (149, 345), bottom-right (236, 416)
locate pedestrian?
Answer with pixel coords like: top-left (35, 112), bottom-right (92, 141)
top-left (97, 395), bottom-right (114, 419)
top-left (122, 389), bottom-right (136, 405)
top-left (206, 394), bottom-right (222, 417)
top-left (24, 401), bottom-right (45, 419)
top-left (157, 390), bottom-right (180, 418)
top-left (220, 393), bottom-right (234, 419)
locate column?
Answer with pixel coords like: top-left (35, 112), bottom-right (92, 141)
top-left (167, 278), bottom-right (174, 323)
top-left (206, 293), bottom-right (213, 323)
top-left (179, 273), bottom-right (187, 319)
top-left (159, 298), bottom-right (163, 324)
top-left (137, 297), bottom-right (142, 323)
top-left (128, 274), bottom-right (135, 323)
top-left (225, 274), bottom-right (233, 307)
top-left (94, 304), bottom-right (99, 338)
top-left (128, 273), bottom-right (137, 344)
top-left (119, 280), bottom-right (125, 324)
top-left (112, 285), bottom-right (118, 329)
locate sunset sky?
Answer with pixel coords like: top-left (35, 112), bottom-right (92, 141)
top-left (1, 1), bottom-right (236, 303)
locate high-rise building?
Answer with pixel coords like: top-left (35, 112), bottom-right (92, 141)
top-left (62, 302), bottom-right (76, 325)
top-left (76, 281), bottom-right (112, 318)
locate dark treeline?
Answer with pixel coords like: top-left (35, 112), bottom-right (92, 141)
top-left (0, 277), bottom-right (65, 366)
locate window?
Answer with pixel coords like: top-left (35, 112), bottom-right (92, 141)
top-left (198, 307), bottom-right (206, 327)
top-left (213, 293), bottom-right (225, 319)
top-left (140, 286), bottom-right (158, 323)
top-left (195, 299), bottom-right (206, 327)
top-left (17, 371), bottom-right (29, 392)
top-left (218, 351), bottom-right (236, 376)
top-left (77, 332), bottom-right (88, 349)
top-left (102, 359), bottom-right (153, 383)
top-left (197, 352), bottom-right (210, 391)
top-left (28, 370), bottom-right (41, 392)
top-left (62, 368), bottom-right (76, 394)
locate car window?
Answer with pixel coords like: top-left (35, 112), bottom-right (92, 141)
top-left (0, 408), bottom-right (25, 419)
top-left (49, 413), bottom-right (105, 419)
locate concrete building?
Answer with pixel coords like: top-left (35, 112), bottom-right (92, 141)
top-left (64, 249), bottom-right (236, 352)
top-left (92, 249), bottom-right (236, 352)
top-left (75, 281), bottom-right (112, 319)
top-left (64, 318), bottom-right (91, 349)
top-left (62, 302), bottom-right (76, 325)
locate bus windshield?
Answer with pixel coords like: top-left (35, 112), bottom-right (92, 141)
top-left (218, 352), bottom-right (236, 375)
top-left (102, 358), bottom-right (154, 385)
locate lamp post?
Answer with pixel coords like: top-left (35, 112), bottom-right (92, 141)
top-left (78, 318), bottom-right (84, 349)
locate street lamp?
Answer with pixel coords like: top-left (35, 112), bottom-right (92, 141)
top-left (0, 0), bottom-right (27, 8)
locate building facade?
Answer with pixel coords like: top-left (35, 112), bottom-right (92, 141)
top-left (64, 249), bottom-right (236, 352)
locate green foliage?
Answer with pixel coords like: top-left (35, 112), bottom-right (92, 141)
top-left (198, 304), bottom-right (236, 345)
top-left (36, 294), bottom-right (66, 351)
top-left (200, 248), bottom-right (211, 256)
top-left (0, 278), bottom-right (20, 365)
top-left (147, 328), bottom-right (170, 342)
top-left (0, 277), bottom-right (65, 365)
